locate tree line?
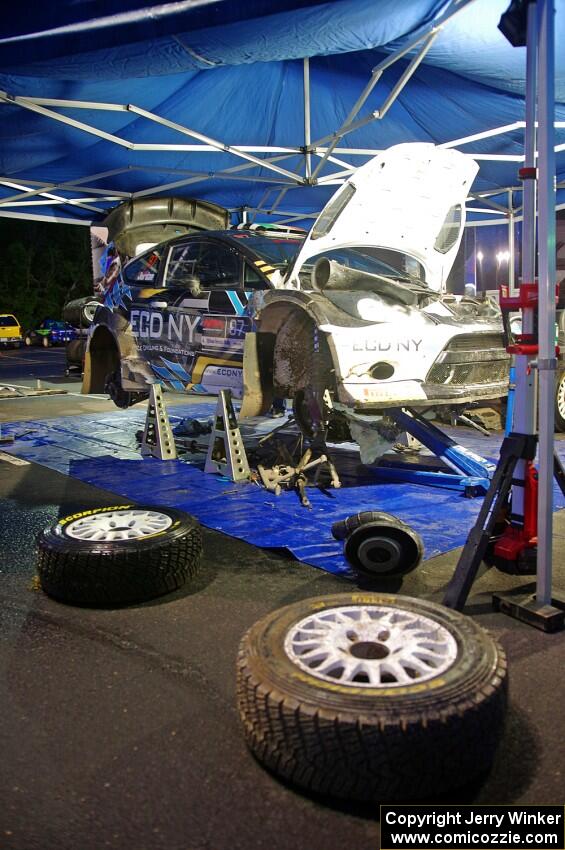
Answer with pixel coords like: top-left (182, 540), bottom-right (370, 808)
top-left (0, 219), bottom-right (92, 329)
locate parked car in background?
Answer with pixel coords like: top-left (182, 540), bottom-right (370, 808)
top-left (0, 314), bottom-right (23, 347)
top-left (25, 319), bottom-right (78, 347)
top-left (0, 313), bottom-right (23, 348)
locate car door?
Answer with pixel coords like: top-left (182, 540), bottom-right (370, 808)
top-left (185, 238), bottom-right (256, 396)
top-left (125, 237), bottom-right (263, 396)
top-left (165, 238), bottom-right (261, 396)
top-left (121, 244), bottom-right (172, 382)
top-left (139, 239), bottom-right (207, 391)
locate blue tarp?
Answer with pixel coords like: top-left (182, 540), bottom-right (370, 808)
top-left (0, 0), bottom-right (564, 223)
top-left (1, 405), bottom-right (565, 577)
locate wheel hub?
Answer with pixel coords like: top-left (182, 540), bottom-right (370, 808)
top-left (64, 509), bottom-right (172, 542)
top-left (284, 604), bottom-right (458, 687)
top-left (356, 536), bottom-right (402, 572)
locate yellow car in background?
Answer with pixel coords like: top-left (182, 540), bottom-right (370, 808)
top-left (0, 314), bottom-right (23, 348)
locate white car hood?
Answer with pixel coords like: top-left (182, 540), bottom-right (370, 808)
top-left (289, 143), bottom-right (478, 292)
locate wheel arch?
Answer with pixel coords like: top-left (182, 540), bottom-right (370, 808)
top-left (241, 300), bottom-right (339, 417)
top-left (82, 322), bottom-right (121, 394)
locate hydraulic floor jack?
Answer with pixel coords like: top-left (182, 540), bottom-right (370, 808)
top-left (442, 246), bottom-right (565, 631)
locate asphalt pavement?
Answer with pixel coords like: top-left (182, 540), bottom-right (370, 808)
top-left (1, 347), bottom-right (564, 850)
top-left (0, 344), bottom-right (75, 385)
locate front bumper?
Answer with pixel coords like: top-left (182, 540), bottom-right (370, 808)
top-left (340, 377), bottom-right (509, 411)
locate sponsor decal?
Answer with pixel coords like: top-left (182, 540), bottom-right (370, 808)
top-left (130, 310), bottom-right (201, 345)
top-left (353, 339), bottom-right (423, 352)
top-left (201, 336), bottom-right (244, 351)
top-left (201, 364), bottom-right (243, 390)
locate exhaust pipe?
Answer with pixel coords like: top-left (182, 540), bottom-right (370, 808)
top-left (311, 257), bottom-right (416, 306)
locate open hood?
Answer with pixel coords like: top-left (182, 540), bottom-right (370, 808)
top-left (289, 143), bottom-right (479, 292)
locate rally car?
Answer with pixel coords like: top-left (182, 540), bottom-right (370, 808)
top-left (83, 143), bottom-right (510, 450)
top-left (25, 319), bottom-right (78, 347)
top-left (82, 228), bottom-right (303, 406)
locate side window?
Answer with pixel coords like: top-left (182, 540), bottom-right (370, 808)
top-left (196, 242), bottom-right (240, 288)
top-left (244, 263), bottom-right (267, 289)
top-left (165, 243), bottom-right (200, 287)
top-left (123, 248), bottom-right (162, 284)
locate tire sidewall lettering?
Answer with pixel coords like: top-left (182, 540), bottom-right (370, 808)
top-left (58, 505), bottom-right (134, 529)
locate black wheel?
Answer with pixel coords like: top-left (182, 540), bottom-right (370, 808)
top-left (237, 593), bottom-right (507, 801)
top-left (273, 312), bottom-right (348, 441)
top-left (555, 370), bottom-right (565, 432)
top-left (332, 513), bottom-right (424, 580)
top-left (37, 504), bottom-right (202, 607)
top-left (105, 367), bottom-right (148, 409)
top-left (293, 388), bottom-right (351, 442)
top-left (42, 335), bottom-right (50, 348)
top-left (24, 336), bottom-right (32, 346)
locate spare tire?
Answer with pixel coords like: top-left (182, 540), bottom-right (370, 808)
top-left (37, 504), bottom-right (202, 607)
top-left (63, 296), bottom-right (102, 327)
top-left (237, 593), bottom-right (507, 801)
top-left (332, 512), bottom-right (424, 580)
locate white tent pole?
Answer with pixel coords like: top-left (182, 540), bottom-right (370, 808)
top-left (132, 153), bottom-right (301, 198)
top-left (0, 178), bottom-right (105, 214)
top-left (536, 0), bottom-right (557, 606)
top-left (0, 93), bottom-right (133, 148)
top-left (127, 106), bottom-right (305, 183)
top-left (303, 58), bottom-right (312, 182)
top-left (508, 190), bottom-right (516, 294)
top-left (508, 1), bottom-right (538, 552)
top-left (310, 30), bottom-right (438, 179)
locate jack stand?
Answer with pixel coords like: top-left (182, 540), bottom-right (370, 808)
top-left (443, 442), bottom-right (565, 616)
top-left (492, 590), bottom-right (565, 633)
top-left (204, 389), bottom-right (250, 482)
top-left (491, 451), bottom-right (565, 632)
top-left (140, 384), bottom-right (177, 460)
top-left (371, 408), bottom-right (496, 495)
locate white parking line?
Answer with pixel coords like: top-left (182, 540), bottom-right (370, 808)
top-left (0, 451), bottom-right (29, 466)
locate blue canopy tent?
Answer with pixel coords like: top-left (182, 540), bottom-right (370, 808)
top-left (0, 0), bottom-right (564, 234)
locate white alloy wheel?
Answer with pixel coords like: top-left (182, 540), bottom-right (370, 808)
top-left (237, 592), bottom-right (508, 801)
top-left (65, 508), bottom-right (173, 542)
top-left (284, 604), bottom-right (457, 687)
top-left (37, 504), bottom-right (202, 606)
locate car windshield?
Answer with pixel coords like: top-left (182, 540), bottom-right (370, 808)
top-left (44, 321), bottom-right (67, 330)
top-left (230, 234), bottom-right (302, 270)
top-left (299, 247), bottom-right (426, 286)
top-left (0, 315), bottom-right (18, 327)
